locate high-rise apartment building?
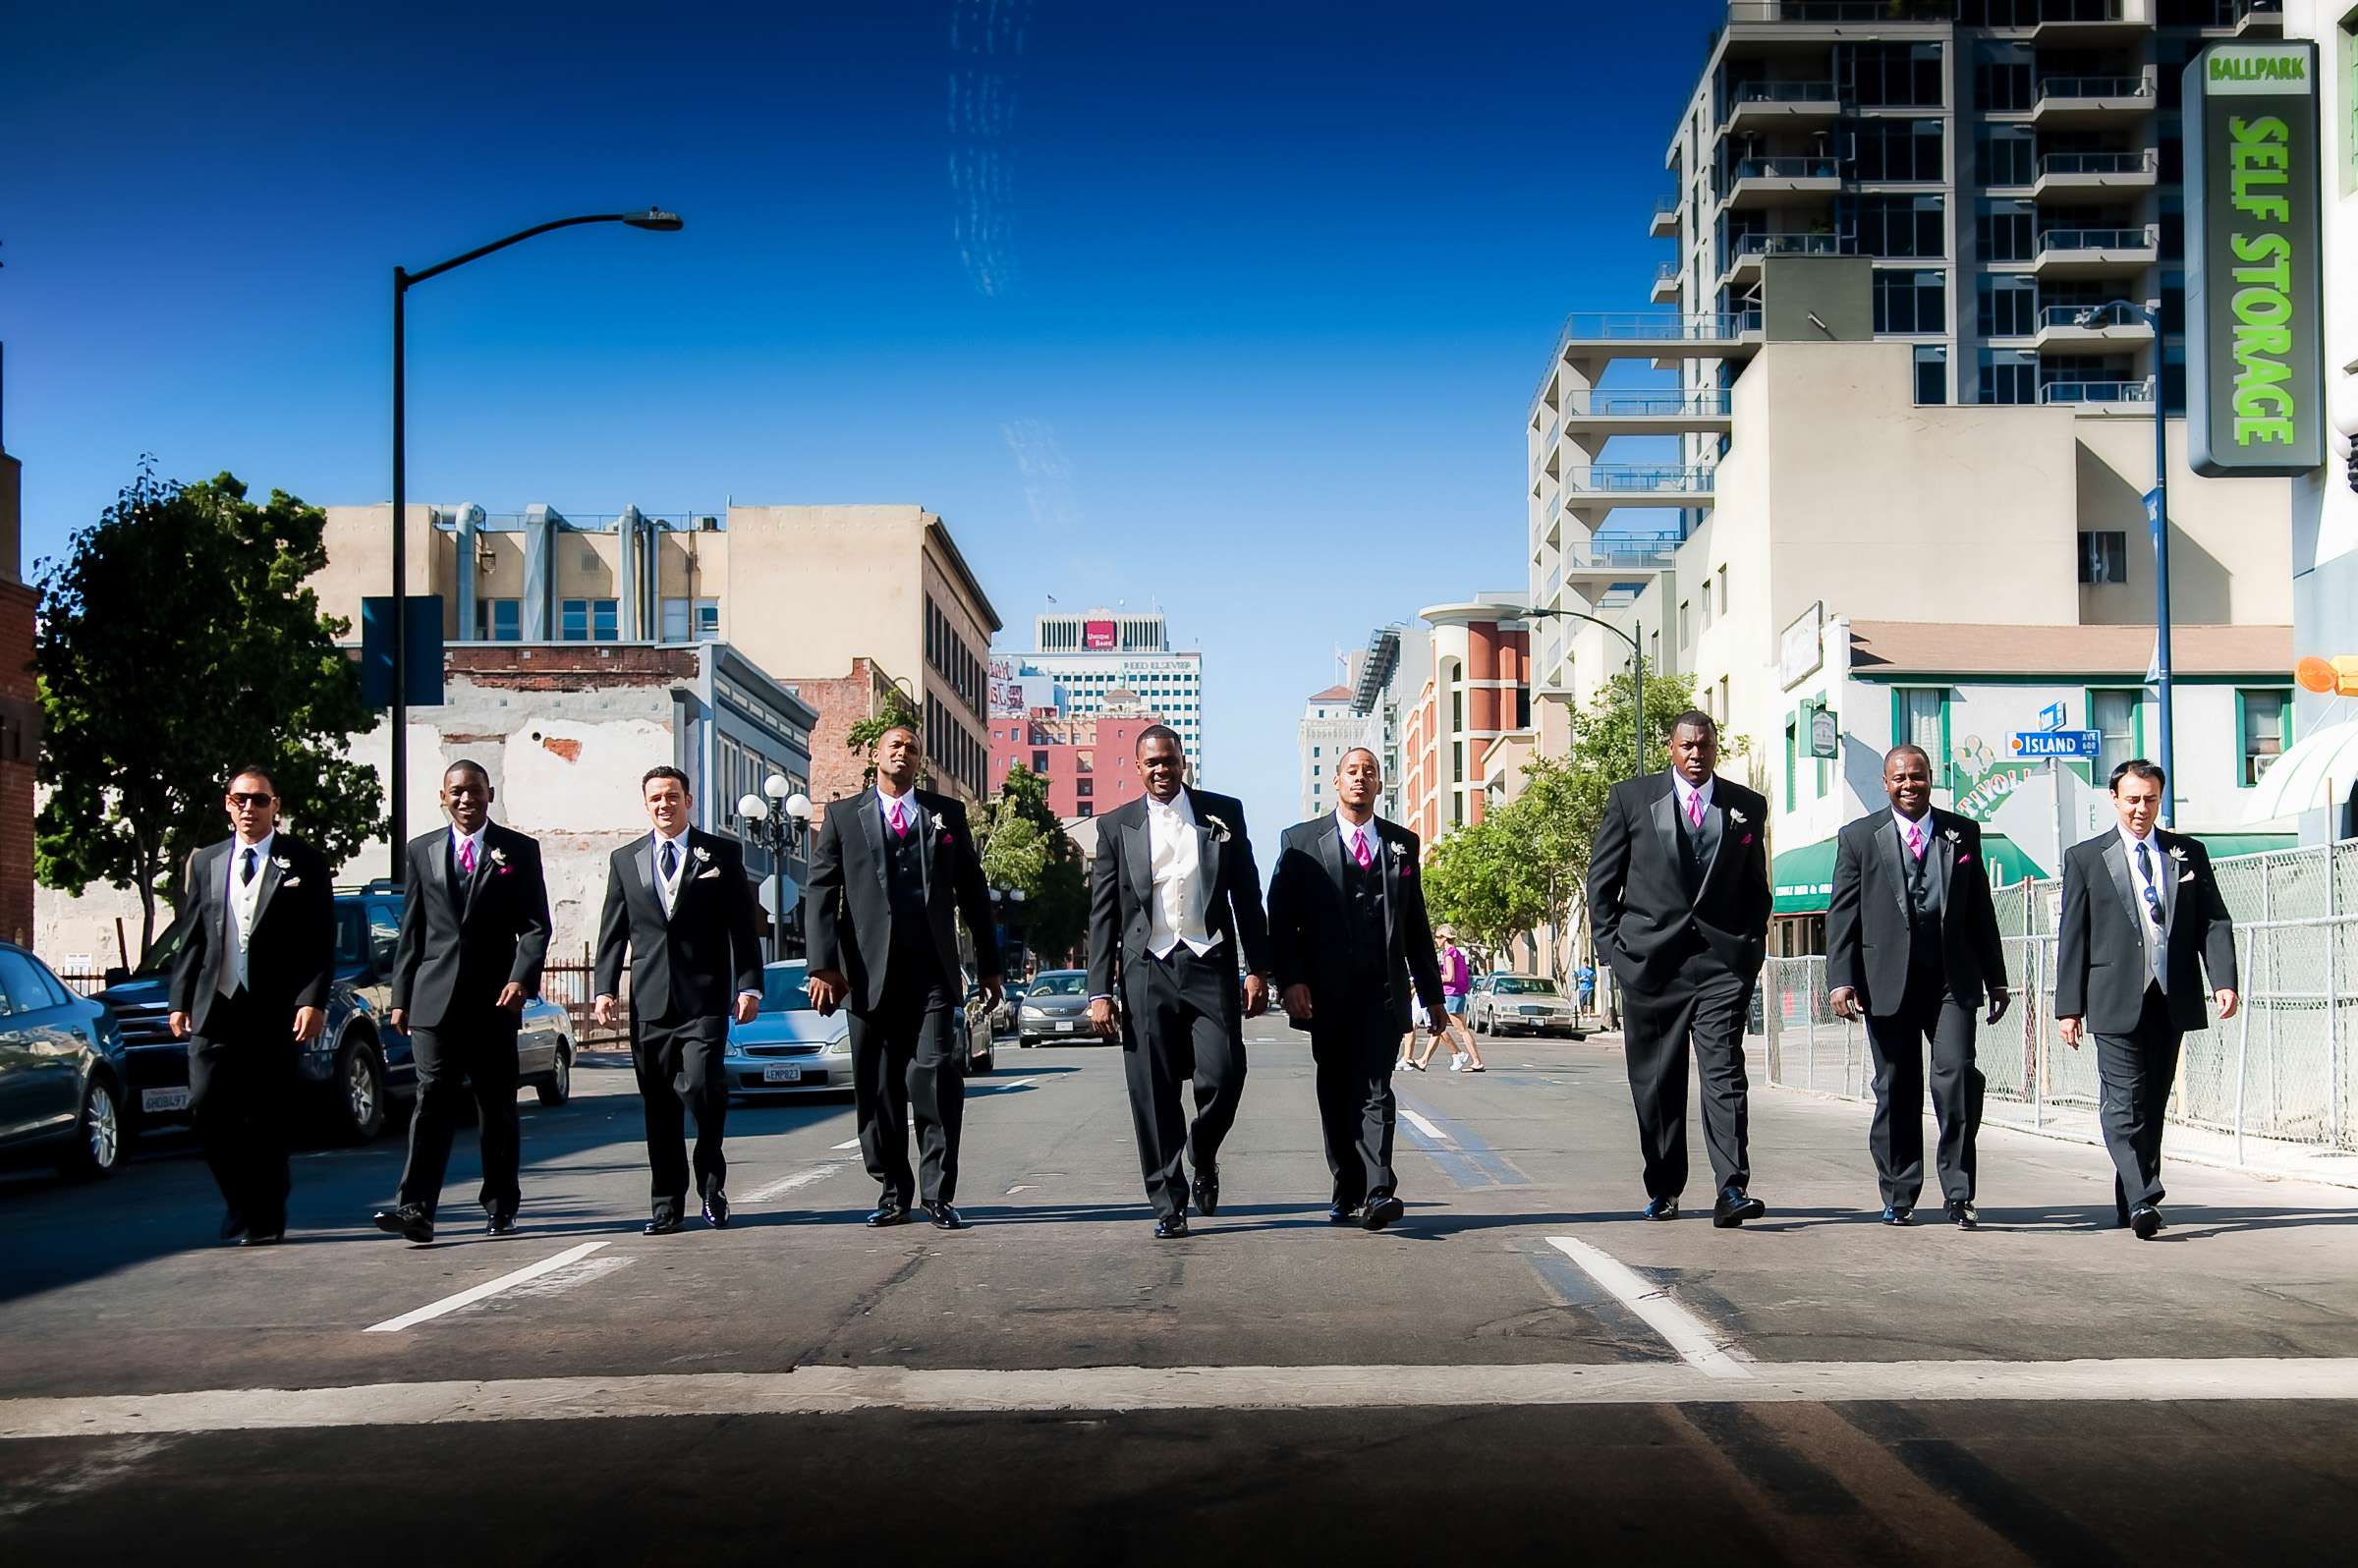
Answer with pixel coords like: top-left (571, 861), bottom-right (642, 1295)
top-left (1296, 686), bottom-right (1362, 822)
top-left (1344, 621), bottom-right (1428, 823)
top-left (1005, 609), bottom-right (1206, 779)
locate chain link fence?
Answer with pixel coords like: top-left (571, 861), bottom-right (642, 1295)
top-left (1757, 838), bottom-right (2358, 1164)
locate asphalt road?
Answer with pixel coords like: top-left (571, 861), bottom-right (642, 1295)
top-left (3, 1018), bottom-right (2356, 1565)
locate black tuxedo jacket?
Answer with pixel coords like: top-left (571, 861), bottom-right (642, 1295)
top-left (168, 833), bottom-right (337, 1035)
top-left (1825, 807), bottom-right (2007, 1012)
top-left (2054, 826), bottom-right (2237, 1034)
top-left (593, 828), bottom-right (765, 1025)
top-left (1587, 772), bottom-right (1771, 990)
top-left (1266, 813), bottom-right (1448, 1036)
top-left (390, 822), bottom-right (553, 1032)
top-left (1086, 788), bottom-right (1272, 999)
top-left (803, 788), bottom-right (1000, 1014)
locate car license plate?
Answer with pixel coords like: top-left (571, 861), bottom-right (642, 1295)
top-left (142, 1087), bottom-right (192, 1113)
top-left (761, 1065), bottom-right (806, 1085)
top-left (1054, 1020), bottom-right (1074, 1033)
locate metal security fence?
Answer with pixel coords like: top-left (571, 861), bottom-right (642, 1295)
top-left (1757, 839), bottom-right (2358, 1163)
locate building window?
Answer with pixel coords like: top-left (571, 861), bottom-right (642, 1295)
top-left (660, 597), bottom-right (720, 643)
top-left (1874, 269), bottom-right (1945, 335)
top-left (1850, 118), bottom-right (1944, 182)
top-left (1974, 197), bottom-right (2036, 263)
top-left (1075, 777), bottom-right (1093, 799)
top-left (1718, 675), bottom-right (1729, 721)
top-left (1843, 194), bottom-right (1943, 258)
top-left (2239, 690), bottom-right (2287, 786)
top-left (1784, 715), bottom-right (1798, 807)
top-left (1679, 600), bottom-right (1692, 647)
top-left (475, 598), bottom-right (521, 643)
top-left (2092, 689), bottom-right (2139, 778)
top-left (560, 598), bottom-right (620, 642)
top-left (1977, 274), bottom-right (2038, 338)
top-left (2077, 532), bottom-right (2128, 585)
top-left (1914, 345), bottom-right (1948, 405)
top-left (1077, 803), bottom-right (1093, 818)
top-left (1895, 688), bottom-right (1945, 788)
top-left (1977, 349), bottom-right (2038, 406)
top-left (1976, 125), bottom-right (2036, 187)
top-left (1715, 565), bottom-right (1727, 614)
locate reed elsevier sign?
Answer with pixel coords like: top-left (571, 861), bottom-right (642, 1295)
top-left (2184, 41), bottom-right (2325, 478)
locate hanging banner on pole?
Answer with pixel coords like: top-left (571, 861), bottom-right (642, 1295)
top-left (2182, 41), bottom-right (2326, 477)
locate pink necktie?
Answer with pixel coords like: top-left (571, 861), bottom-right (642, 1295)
top-left (889, 801), bottom-right (909, 838)
top-left (459, 837), bottom-right (476, 875)
top-left (1353, 831), bottom-right (1373, 868)
top-left (1686, 794), bottom-right (1704, 829)
top-left (1906, 822), bottom-right (1925, 861)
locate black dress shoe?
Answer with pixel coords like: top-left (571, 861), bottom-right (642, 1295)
top-left (644, 1214), bottom-right (684, 1236)
top-left (1363, 1195), bottom-right (1406, 1232)
top-left (219, 1209), bottom-right (249, 1244)
top-left (866, 1202), bottom-right (911, 1228)
top-left (1945, 1200), bottom-right (1978, 1229)
top-left (1153, 1213), bottom-right (1189, 1239)
top-left (372, 1204), bottom-right (434, 1245)
top-left (703, 1191), bottom-right (730, 1229)
top-left (2130, 1204), bottom-right (2162, 1240)
top-left (240, 1230), bottom-right (285, 1247)
top-left (1642, 1197), bottom-right (1678, 1221)
top-left (1328, 1203), bottom-right (1362, 1225)
top-left (485, 1206), bottom-right (518, 1236)
top-left (1712, 1188), bottom-right (1766, 1228)
top-left (1192, 1167), bottom-right (1220, 1217)
top-left (924, 1201), bottom-right (965, 1231)
top-left (1881, 1204), bottom-right (1914, 1226)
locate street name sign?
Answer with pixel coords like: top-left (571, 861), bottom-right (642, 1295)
top-left (2011, 730), bottom-right (2101, 760)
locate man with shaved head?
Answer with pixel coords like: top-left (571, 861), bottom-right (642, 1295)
top-left (1827, 744), bottom-right (2009, 1229)
top-left (804, 722), bottom-right (1001, 1231)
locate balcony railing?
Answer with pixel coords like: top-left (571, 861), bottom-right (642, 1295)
top-left (1655, 261), bottom-right (1678, 283)
top-left (2036, 303), bottom-right (2153, 330)
top-left (1573, 531), bottom-right (1687, 567)
top-left (2036, 225), bottom-right (2155, 252)
top-left (1563, 389), bottom-right (1735, 419)
top-left (1728, 232), bottom-right (1846, 262)
top-left (1730, 155), bottom-right (1840, 181)
top-left (2035, 75), bottom-right (2153, 102)
top-left (1724, 2), bottom-right (1955, 23)
top-left (1564, 464), bottom-right (1717, 495)
top-left (2039, 378), bottom-right (2155, 406)
top-left (1727, 80), bottom-right (1840, 105)
top-left (2038, 149), bottom-right (2154, 177)
top-left (1534, 313), bottom-right (1762, 406)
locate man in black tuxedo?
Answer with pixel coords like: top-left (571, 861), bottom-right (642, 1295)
top-left (2054, 758), bottom-right (2238, 1239)
top-left (803, 724), bottom-right (1002, 1231)
top-left (594, 766), bottom-right (764, 1236)
top-left (1586, 710), bottom-right (1772, 1226)
top-left (167, 764), bottom-right (336, 1246)
top-left (1826, 744), bottom-right (2010, 1229)
top-left (372, 760), bottom-right (553, 1246)
top-left (1085, 725), bottom-right (1272, 1238)
top-left (1267, 747), bottom-right (1447, 1232)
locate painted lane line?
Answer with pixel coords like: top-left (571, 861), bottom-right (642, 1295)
top-left (17, 1358), bottom-right (2358, 1438)
top-left (741, 1162), bottom-right (850, 1204)
top-left (1397, 1106), bottom-right (1450, 1143)
top-left (1546, 1236), bottom-right (1752, 1380)
top-left (832, 1137), bottom-right (863, 1150)
top-left (364, 1242), bottom-right (611, 1334)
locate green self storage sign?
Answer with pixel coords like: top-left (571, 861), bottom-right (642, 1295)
top-left (2184, 42), bottom-right (2326, 477)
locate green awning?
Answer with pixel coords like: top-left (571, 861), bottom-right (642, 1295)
top-left (1774, 829), bottom-right (2050, 916)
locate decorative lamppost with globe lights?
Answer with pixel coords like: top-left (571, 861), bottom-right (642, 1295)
top-left (734, 774), bottom-right (814, 962)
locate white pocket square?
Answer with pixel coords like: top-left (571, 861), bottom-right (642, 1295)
top-left (281, 876), bottom-right (301, 888)
top-left (695, 868), bottom-right (721, 880)
top-left (2178, 870), bottom-right (2195, 883)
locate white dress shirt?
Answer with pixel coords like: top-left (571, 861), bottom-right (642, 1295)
top-left (874, 783), bottom-right (920, 838)
top-left (1671, 773), bottom-right (1715, 827)
top-left (1146, 791), bottom-right (1216, 960)
top-left (1892, 807), bottom-right (1933, 861)
top-left (220, 830), bottom-right (274, 998)
top-left (1333, 809), bottom-right (1381, 870)
top-left (2118, 824), bottom-right (2168, 979)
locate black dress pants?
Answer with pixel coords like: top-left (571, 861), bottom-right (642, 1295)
top-left (1864, 981), bottom-right (1984, 1207)
top-left (396, 1013), bottom-right (523, 1219)
top-left (849, 940), bottom-right (962, 1206)
top-left (2094, 983), bottom-right (2182, 1213)
top-left (634, 1013), bottom-right (730, 1222)
top-left (1621, 951), bottom-right (1757, 1201)
top-left (1118, 943), bottom-right (1248, 1218)
top-left (1311, 982), bottom-right (1399, 1208)
top-left (188, 990), bottom-right (297, 1234)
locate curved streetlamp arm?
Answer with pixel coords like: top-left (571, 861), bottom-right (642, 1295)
top-left (1526, 605), bottom-right (1641, 655)
top-left (402, 211), bottom-right (677, 290)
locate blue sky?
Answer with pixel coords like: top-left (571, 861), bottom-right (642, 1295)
top-left (2, 0), bottom-right (1721, 848)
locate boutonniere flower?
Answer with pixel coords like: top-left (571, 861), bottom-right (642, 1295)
top-left (270, 855), bottom-right (293, 871)
top-left (1942, 827), bottom-right (1961, 844)
top-left (693, 844), bottom-right (712, 865)
top-left (1203, 813), bottom-right (1232, 843)
top-left (2167, 845), bottom-right (2188, 864)
top-left (1387, 840), bottom-right (1406, 859)
top-left (489, 846), bottom-right (509, 867)
top-left (1727, 808), bottom-right (1748, 825)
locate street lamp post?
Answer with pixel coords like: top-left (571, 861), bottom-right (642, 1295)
top-left (991, 886), bottom-right (1029, 977)
top-left (388, 207), bottom-right (683, 881)
top-left (1516, 606), bottom-right (1649, 777)
top-left (2076, 298), bottom-right (2176, 824)
top-left (735, 774), bottom-right (813, 963)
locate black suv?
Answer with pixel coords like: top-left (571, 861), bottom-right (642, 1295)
top-left (97, 882), bottom-right (576, 1144)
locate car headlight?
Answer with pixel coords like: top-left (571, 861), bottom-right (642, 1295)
top-left (1020, 1005), bottom-right (1048, 1020)
top-left (824, 1029), bottom-right (851, 1057)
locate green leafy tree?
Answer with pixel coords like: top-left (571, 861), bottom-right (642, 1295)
top-left (845, 692), bottom-right (923, 791)
top-left (1421, 812), bottom-right (1544, 962)
top-left (35, 466), bottom-right (383, 956)
top-left (977, 764), bottom-right (1086, 967)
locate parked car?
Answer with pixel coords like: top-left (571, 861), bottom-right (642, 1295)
top-left (1015, 970), bottom-right (1097, 1046)
top-left (724, 961), bottom-right (993, 1098)
top-left (1468, 973), bottom-right (1586, 1038)
top-left (96, 882), bottom-right (576, 1145)
top-left (0, 942), bottom-right (133, 1179)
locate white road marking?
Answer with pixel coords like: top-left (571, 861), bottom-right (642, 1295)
top-left (13, 1359), bottom-right (2358, 1438)
top-left (742, 1163), bottom-right (850, 1204)
top-left (363, 1242), bottom-right (611, 1333)
top-left (832, 1137), bottom-right (863, 1150)
top-left (1546, 1236), bottom-right (1752, 1380)
top-left (1398, 1107), bottom-right (1450, 1143)
top-left (1005, 1184), bottom-right (1033, 1195)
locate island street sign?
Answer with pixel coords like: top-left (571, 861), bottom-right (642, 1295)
top-left (2011, 730), bottom-right (2102, 761)
top-left (2184, 41), bottom-right (2326, 477)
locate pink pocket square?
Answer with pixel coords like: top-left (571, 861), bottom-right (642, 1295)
top-left (1957, 852), bottom-right (1970, 866)
top-left (1740, 834), bottom-right (1755, 846)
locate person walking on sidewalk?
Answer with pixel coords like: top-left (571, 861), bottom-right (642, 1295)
top-left (1410, 929), bottom-right (1484, 1072)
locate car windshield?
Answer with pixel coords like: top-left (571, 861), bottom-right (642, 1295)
top-left (1030, 973), bottom-right (1087, 996)
top-left (133, 912), bottom-right (196, 979)
top-left (1493, 977), bottom-right (1559, 995)
top-left (759, 965), bottom-right (813, 1013)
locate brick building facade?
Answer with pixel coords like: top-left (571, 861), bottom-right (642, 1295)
top-left (987, 696), bottom-right (1159, 819)
top-left (785, 657), bottom-right (909, 807)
